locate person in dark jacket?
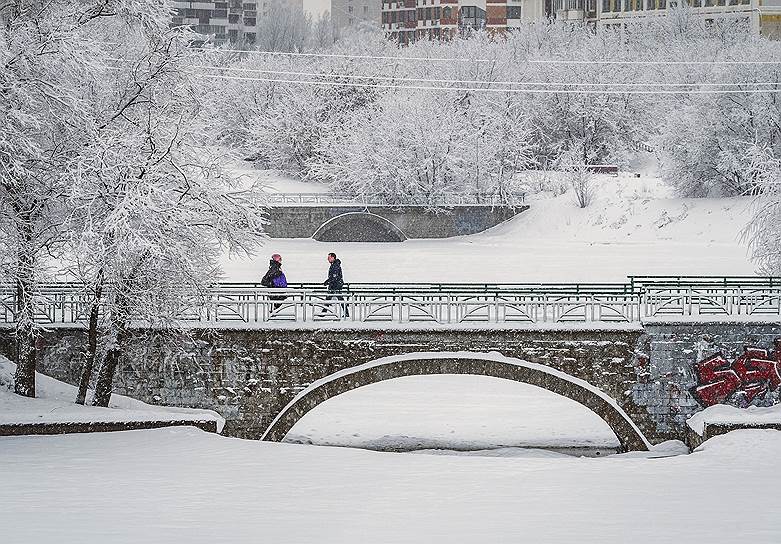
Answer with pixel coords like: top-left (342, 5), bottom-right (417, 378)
top-left (321, 252), bottom-right (348, 318)
top-left (261, 254), bottom-right (287, 311)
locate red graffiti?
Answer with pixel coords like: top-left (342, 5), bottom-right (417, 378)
top-left (691, 340), bottom-right (781, 407)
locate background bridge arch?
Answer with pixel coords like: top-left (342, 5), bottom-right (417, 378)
top-left (312, 212), bottom-right (407, 242)
top-left (261, 352), bottom-right (650, 452)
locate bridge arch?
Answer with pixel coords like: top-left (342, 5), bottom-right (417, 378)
top-left (312, 212), bottom-right (407, 242)
top-left (261, 351), bottom-right (650, 452)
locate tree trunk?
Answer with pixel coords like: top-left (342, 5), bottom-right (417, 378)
top-left (76, 271), bottom-right (105, 405)
top-left (91, 324), bottom-right (126, 408)
top-left (12, 218), bottom-right (37, 398)
top-left (13, 317), bottom-right (36, 398)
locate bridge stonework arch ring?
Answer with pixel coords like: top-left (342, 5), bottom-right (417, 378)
top-left (312, 212), bottom-right (407, 242)
top-left (261, 352), bottom-right (651, 452)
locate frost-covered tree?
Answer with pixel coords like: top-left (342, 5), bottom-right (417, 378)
top-left (255, 0), bottom-right (311, 52)
top-left (655, 41), bottom-right (781, 196)
top-left (309, 89), bottom-right (471, 206)
top-left (0, 0), bottom-right (132, 397)
top-left (743, 145), bottom-right (781, 275)
top-left (65, 19), bottom-right (267, 406)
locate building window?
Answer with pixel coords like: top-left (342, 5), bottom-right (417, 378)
top-left (507, 5), bottom-right (521, 18)
top-left (348, 5), bottom-right (353, 11)
top-left (243, 17), bottom-right (255, 25)
top-left (364, 5), bottom-right (368, 12)
top-left (229, 13), bottom-right (239, 22)
top-left (443, 6), bottom-right (452, 18)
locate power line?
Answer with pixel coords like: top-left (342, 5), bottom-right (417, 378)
top-left (193, 47), bottom-right (781, 65)
top-left (193, 64), bottom-right (781, 88)
top-left (530, 59), bottom-right (781, 65)
top-left (191, 71), bottom-right (781, 94)
top-left (193, 47), bottom-right (495, 63)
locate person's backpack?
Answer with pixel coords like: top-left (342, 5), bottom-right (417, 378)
top-left (260, 270), bottom-right (275, 288)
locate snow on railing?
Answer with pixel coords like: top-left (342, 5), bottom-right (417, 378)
top-left (263, 192), bottom-right (527, 207)
top-left (1, 277), bottom-right (780, 326)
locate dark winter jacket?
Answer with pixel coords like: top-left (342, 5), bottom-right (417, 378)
top-left (324, 259), bottom-right (344, 292)
top-left (261, 260), bottom-right (287, 288)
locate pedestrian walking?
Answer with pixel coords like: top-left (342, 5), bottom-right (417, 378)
top-left (261, 254), bottom-right (287, 311)
top-left (321, 252), bottom-right (348, 318)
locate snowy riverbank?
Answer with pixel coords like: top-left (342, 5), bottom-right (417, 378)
top-left (222, 168), bottom-right (755, 283)
top-left (1, 427), bottom-right (778, 543)
top-left (0, 358), bottom-right (224, 431)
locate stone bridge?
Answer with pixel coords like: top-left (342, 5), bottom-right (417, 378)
top-left (264, 205), bottom-right (527, 241)
top-left (3, 320), bottom-right (780, 451)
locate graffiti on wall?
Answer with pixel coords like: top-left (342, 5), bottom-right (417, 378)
top-left (691, 339), bottom-right (781, 407)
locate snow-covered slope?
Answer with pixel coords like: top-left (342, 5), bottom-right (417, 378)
top-left (223, 169), bottom-right (754, 283)
top-left (1, 427), bottom-right (778, 543)
top-left (0, 357), bottom-right (224, 431)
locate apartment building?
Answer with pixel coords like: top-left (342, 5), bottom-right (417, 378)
top-left (590, 0), bottom-right (781, 38)
top-left (382, 0), bottom-right (545, 43)
top-left (551, 0), bottom-right (780, 37)
top-left (331, 0), bottom-right (382, 34)
top-left (382, 0), bottom-right (779, 42)
top-left (171, 0), bottom-right (305, 44)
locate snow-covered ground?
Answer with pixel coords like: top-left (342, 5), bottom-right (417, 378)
top-left (687, 403), bottom-right (781, 435)
top-left (0, 358), bottom-right (224, 431)
top-left (223, 166), bottom-right (755, 283)
top-left (230, 161), bottom-right (331, 193)
top-left (285, 374), bottom-right (621, 451)
top-left (1, 427), bottom-right (779, 543)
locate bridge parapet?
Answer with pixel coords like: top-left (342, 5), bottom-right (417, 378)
top-left (2, 277), bottom-right (780, 326)
top-left (264, 192), bottom-right (527, 207)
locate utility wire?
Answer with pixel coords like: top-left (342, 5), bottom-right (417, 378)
top-left (191, 71), bottom-right (781, 94)
top-left (192, 47), bottom-right (781, 65)
top-left (192, 64), bottom-right (781, 87)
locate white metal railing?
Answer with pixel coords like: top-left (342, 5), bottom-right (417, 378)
top-left (263, 192), bottom-right (527, 207)
top-left (1, 278), bottom-right (780, 326)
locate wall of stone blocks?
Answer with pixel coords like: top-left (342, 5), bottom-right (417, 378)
top-left (637, 321), bottom-right (781, 440)
top-left (264, 205), bottom-right (526, 239)
top-left (1, 321), bottom-right (777, 445)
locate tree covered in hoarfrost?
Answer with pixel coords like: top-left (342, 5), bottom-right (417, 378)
top-left (309, 90), bottom-right (472, 206)
top-left (1, 1), bottom-right (267, 402)
top-left (65, 19), bottom-right (267, 407)
top-left (654, 42), bottom-right (781, 197)
top-left (244, 66), bottom-right (381, 176)
top-left (0, 0), bottom-right (141, 397)
top-left (742, 145), bottom-right (781, 275)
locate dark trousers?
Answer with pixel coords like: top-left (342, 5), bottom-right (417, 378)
top-left (326, 291), bottom-right (349, 317)
top-left (270, 294), bottom-right (286, 311)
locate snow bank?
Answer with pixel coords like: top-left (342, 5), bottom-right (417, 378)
top-left (227, 163), bottom-right (331, 194)
top-left (687, 403), bottom-right (781, 435)
top-left (0, 357), bottom-right (225, 432)
top-left (1, 427), bottom-right (779, 543)
top-left (224, 171), bottom-right (754, 283)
